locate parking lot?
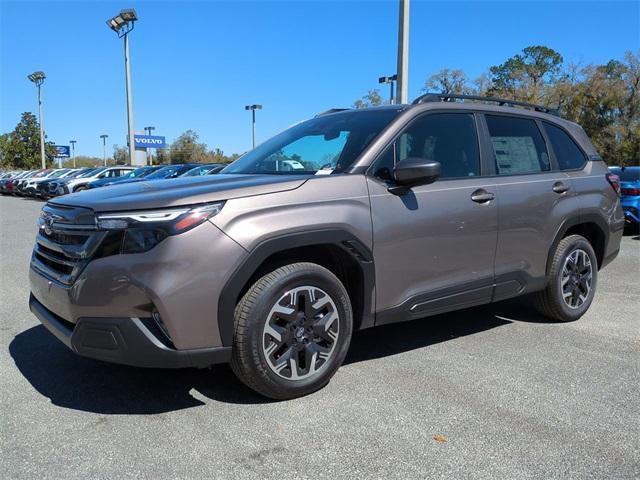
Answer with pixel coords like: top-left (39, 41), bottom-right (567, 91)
top-left (1, 194), bottom-right (638, 479)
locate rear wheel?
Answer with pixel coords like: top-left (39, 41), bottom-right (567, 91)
top-left (534, 234), bottom-right (598, 322)
top-left (230, 262), bottom-right (353, 400)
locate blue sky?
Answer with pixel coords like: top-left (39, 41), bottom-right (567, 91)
top-left (1, 0), bottom-right (638, 158)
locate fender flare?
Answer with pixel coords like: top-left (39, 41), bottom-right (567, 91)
top-left (546, 213), bottom-right (609, 274)
top-left (217, 229), bottom-right (375, 346)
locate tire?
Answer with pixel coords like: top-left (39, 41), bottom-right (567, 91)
top-left (230, 262), bottom-right (353, 400)
top-left (74, 186), bottom-right (87, 192)
top-left (534, 234), bottom-right (598, 322)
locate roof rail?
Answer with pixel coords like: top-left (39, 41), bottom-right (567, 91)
top-left (412, 93), bottom-right (559, 116)
top-left (315, 108), bottom-right (350, 117)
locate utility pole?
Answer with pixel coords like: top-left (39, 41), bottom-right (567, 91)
top-left (100, 134), bottom-right (109, 166)
top-left (27, 71), bottom-right (47, 169)
top-left (396, 0), bottom-right (410, 104)
top-left (70, 140), bottom-right (77, 168)
top-left (145, 126), bottom-right (155, 165)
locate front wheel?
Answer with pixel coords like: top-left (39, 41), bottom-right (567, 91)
top-left (73, 185), bottom-right (87, 193)
top-left (534, 234), bottom-right (598, 322)
top-left (230, 263), bottom-right (353, 400)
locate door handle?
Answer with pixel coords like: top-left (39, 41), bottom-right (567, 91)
top-left (471, 189), bottom-right (495, 203)
top-left (552, 182), bottom-right (570, 194)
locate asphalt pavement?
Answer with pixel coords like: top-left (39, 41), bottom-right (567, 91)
top-left (1, 195), bottom-right (638, 479)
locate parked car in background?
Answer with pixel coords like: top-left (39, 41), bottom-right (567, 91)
top-left (36, 169), bottom-right (83, 199)
top-left (180, 164), bottom-right (225, 177)
top-left (1, 170), bottom-right (28, 194)
top-left (609, 166), bottom-right (640, 229)
top-left (86, 165), bottom-right (161, 189)
top-left (23, 169), bottom-right (73, 197)
top-left (28, 95), bottom-right (623, 399)
top-left (15, 169), bottom-right (50, 196)
top-left (114, 163), bottom-right (199, 185)
top-left (54, 166), bottom-right (135, 195)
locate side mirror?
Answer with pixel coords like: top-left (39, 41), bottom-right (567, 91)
top-left (390, 158), bottom-right (441, 194)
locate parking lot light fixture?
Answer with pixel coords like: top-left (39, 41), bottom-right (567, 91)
top-left (27, 71), bottom-right (47, 169)
top-left (378, 75), bottom-right (398, 105)
top-left (100, 134), bottom-right (109, 166)
top-left (106, 8), bottom-right (138, 165)
top-left (70, 140), bottom-right (77, 168)
top-left (244, 104), bottom-right (262, 149)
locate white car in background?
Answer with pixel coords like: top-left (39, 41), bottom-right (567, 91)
top-left (23, 169), bottom-right (74, 196)
top-left (58, 166), bottom-right (136, 195)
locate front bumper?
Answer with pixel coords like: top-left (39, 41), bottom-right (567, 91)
top-left (30, 294), bottom-right (231, 368)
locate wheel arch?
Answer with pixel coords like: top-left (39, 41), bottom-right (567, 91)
top-left (547, 214), bottom-right (608, 274)
top-left (217, 229), bottom-right (375, 346)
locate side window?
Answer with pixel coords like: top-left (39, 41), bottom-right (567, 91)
top-left (373, 113), bottom-right (480, 180)
top-left (486, 115), bottom-right (550, 175)
top-left (543, 122), bottom-right (586, 170)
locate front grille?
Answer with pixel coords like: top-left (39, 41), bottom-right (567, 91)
top-left (31, 203), bottom-right (107, 285)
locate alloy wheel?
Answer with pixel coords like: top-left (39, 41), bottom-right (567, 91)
top-left (262, 286), bottom-right (339, 380)
top-left (561, 248), bottom-right (593, 309)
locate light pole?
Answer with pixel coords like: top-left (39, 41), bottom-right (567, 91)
top-left (145, 125), bottom-right (155, 165)
top-left (378, 75), bottom-right (398, 104)
top-left (100, 134), bottom-right (109, 166)
top-left (27, 71), bottom-right (47, 169)
top-left (396, 0), bottom-right (410, 104)
top-left (244, 104), bottom-right (262, 149)
top-left (106, 9), bottom-right (138, 165)
top-left (70, 140), bottom-right (77, 168)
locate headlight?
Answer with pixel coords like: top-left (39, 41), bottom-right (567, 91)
top-left (95, 202), bottom-right (225, 254)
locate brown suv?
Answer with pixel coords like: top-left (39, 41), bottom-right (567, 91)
top-left (29, 94), bottom-right (624, 399)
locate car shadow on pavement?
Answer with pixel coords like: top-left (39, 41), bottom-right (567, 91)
top-left (10, 299), bottom-right (543, 413)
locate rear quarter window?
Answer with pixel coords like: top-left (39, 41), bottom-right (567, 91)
top-left (485, 115), bottom-right (550, 175)
top-left (543, 122), bottom-right (587, 170)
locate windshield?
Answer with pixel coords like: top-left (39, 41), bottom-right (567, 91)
top-left (123, 167), bottom-right (153, 179)
top-left (49, 169), bottom-right (69, 178)
top-left (221, 109), bottom-right (401, 175)
top-left (65, 169), bottom-right (88, 178)
top-left (80, 167), bottom-right (105, 178)
top-left (181, 165), bottom-right (219, 177)
top-left (146, 165), bottom-right (192, 179)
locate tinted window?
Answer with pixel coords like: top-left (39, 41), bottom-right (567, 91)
top-left (373, 113), bottom-right (480, 180)
top-left (544, 122), bottom-right (586, 170)
top-left (486, 115), bottom-right (550, 175)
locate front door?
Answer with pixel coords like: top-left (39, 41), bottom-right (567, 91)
top-left (367, 112), bottom-right (498, 325)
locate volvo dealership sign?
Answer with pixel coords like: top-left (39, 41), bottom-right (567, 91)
top-left (133, 134), bottom-right (166, 149)
top-left (54, 145), bottom-right (70, 157)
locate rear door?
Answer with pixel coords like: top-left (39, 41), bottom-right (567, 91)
top-left (482, 114), bottom-right (576, 298)
top-left (368, 111), bottom-right (499, 323)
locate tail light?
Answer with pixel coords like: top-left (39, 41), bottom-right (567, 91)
top-left (606, 173), bottom-right (621, 196)
top-left (621, 187), bottom-right (640, 196)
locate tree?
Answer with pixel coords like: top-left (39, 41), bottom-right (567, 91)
top-left (61, 156), bottom-right (102, 168)
top-left (353, 89), bottom-right (383, 108)
top-left (423, 68), bottom-right (470, 94)
top-left (112, 144), bottom-right (128, 164)
top-left (0, 112), bottom-right (57, 169)
top-left (169, 130), bottom-right (207, 164)
top-left (488, 46), bottom-right (563, 101)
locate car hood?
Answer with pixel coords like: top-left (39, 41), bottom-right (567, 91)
top-left (50, 174), bottom-right (309, 212)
